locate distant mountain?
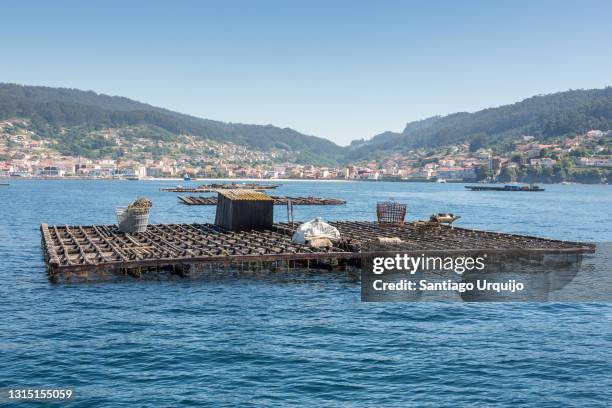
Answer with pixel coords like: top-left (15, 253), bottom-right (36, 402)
top-left (0, 83), bottom-right (344, 165)
top-left (3, 84), bottom-right (611, 165)
top-left (347, 88), bottom-right (612, 161)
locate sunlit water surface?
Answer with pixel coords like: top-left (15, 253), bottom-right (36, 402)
top-left (1, 180), bottom-right (611, 406)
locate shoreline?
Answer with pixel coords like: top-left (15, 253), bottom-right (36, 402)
top-left (0, 176), bottom-right (353, 183)
top-left (1, 176), bottom-right (610, 185)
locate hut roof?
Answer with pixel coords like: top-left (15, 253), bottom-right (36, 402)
top-left (217, 189), bottom-right (274, 201)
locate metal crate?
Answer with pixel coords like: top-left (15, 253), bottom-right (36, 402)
top-left (376, 201), bottom-right (407, 225)
top-left (116, 207), bottom-right (150, 233)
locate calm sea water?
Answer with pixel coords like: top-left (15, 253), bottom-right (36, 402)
top-left (1, 180), bottom-right (611, 407)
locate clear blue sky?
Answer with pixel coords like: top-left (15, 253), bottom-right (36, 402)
top-left (1, 0), bottom-right (611, 145)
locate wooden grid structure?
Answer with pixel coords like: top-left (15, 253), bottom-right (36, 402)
top-left (161, 183), bottom-right (280, 193)
top-left (40, 223), bottom-right (352, 274)
top-left (41, 221), bottom-right (595, 276)
top-left (178, 195), bottom-right (346, 206)
top-left (277, 221), bottom-right (595, 253)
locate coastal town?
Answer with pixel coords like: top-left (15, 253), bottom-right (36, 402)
top-left (1, 119), bottom-right (610, 183)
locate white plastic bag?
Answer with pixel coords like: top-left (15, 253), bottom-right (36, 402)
top-left (292, 217), bottom-right (341, 244)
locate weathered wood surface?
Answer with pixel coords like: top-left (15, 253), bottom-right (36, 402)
top-left (162, 183), bottom-right (280, 192)
top-left (465, 185), bottom-right (545, 192)
top-left (41, 221), bottom-right (595, 275)
top-left (276, 221), bottom-right (595, 253)
top-left (179, 196), bottom-right (346, 206)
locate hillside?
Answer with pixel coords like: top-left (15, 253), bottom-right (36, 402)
top-left (347, 88), bottom-right (612, 161)
top-left (0, 83), bottom-right (344, 165)
top-left (2, 84), bottom-right (612, 166)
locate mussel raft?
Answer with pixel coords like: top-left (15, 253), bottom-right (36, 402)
top-left (178, 196), bottom-right (346, 206)
top-left (40, 221), bottom-right (595, 278)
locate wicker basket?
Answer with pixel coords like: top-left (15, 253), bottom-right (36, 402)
top-left (376, 201), bottom-right (407, 225)
top-left (116, 207), bottom-right (150, 233)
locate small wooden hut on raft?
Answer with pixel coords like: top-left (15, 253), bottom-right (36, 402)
top-left (214, 190), bottom-right (274, 231)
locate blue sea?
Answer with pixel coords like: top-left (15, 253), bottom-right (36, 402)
top-left (1, 180), bottom-right (611, 407)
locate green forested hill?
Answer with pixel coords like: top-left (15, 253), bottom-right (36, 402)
top-left (347, 88), bottom-right (612, 161)
top-left (0, 83), bottom-right (344, 165)
top-left (2, 84), bottom-right (611, 165)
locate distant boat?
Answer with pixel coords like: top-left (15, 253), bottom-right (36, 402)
top-left (183, 173), bottom-right (191, 181)
top-left (465, 184), bottom-right (545, 192)
top-left (437, 178), bottom-right (447, 183)
top-left (125, 176), bottom-right (141, 181)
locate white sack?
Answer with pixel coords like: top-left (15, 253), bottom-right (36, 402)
top-left (292, 217), bottom-right (340, 244)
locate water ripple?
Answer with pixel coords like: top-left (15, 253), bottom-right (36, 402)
top-left (1, 180), bottom-right (611, 406)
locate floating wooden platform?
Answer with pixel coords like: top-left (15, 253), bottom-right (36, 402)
top-left (40, 221), bottom-right (594, 276)
top-left (178, 195), bottom-right (346, 206)
top-left (161, 183), bottom-right (280, 192)
top-left (466, 185), bottom-right (545, 192)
